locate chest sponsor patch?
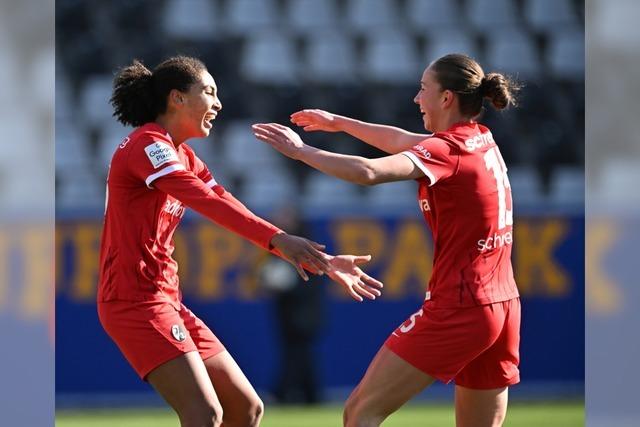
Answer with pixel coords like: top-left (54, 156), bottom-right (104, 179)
top-left (144, 141), bottom-right (180, 169)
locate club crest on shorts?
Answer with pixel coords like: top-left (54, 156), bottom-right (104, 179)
top-left (171, 324), bottom-right (186, 342)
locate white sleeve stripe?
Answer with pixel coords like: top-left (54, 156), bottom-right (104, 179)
top-left (145, 163), bottom-right (186, 188)
top-left (204, 178), bottom-right (217, 187)
top-left (401, 151), bottom-right (437, 186)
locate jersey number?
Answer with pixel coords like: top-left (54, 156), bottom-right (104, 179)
top-left (484, 147), bottom-right (513, 230)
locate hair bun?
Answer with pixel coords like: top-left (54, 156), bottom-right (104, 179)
top-left (481, 73), bottom-right (521, 110)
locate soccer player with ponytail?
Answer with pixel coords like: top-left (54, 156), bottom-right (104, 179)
top-left (253, 54), bottom-right (522, 427)
top-left (98, 56), bottom-right (383, 427)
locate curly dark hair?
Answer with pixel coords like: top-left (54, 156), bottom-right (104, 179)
top-left (110, 56), bottom-right (207, 127)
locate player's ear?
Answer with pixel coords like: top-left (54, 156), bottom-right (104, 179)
top-left (168, 89), bottom-right (185, 108)
top-left (442, 89), bottom-right (455, 108)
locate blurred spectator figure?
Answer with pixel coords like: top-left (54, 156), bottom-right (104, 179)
top-left (260, 205), bottom-right (326, 404)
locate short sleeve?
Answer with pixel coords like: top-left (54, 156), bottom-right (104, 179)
top-left (400, 137), bottom-right (458, 186)
top-left (128, 137), bottom-right (185, 188)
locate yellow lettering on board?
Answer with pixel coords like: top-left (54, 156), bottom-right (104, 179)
top-left (586, 221), bottom-right (621, 314)
top-left (331, 220), bottom-right (385, 298)
top-left (383, 221), bottom-right (432, 298)
top-left (515, 220), bottom-right (568, 296)
top-left (71, 224), bottom-right (101, 301)
top-left (197, 225), bottom-right (243, 299)
top-left (20, 226), bottom-right (53, 319)
top-left (55, 226), bottom-right (66, 296)
top-left (236, 245), bottom-right (264, 300)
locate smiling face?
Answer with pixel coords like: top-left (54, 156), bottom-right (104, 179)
top-left (172, 70), bottom-right (222, 139)
top-left (413, 67), bottom-right (446, 132)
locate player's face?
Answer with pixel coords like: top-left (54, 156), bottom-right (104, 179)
top-left (180, 70), bottom-right (222, 138)
top-left (413, 68), bottom-right (444, 131)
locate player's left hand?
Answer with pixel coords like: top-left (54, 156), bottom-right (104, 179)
top-left (252, 123), bottom-right (306, 160)
top-left (325, 255), bottom-right (384, 302)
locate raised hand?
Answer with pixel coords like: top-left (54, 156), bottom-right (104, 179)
top-left (269, 233), bottom-right (331, 281)
top-left (290, 109), bottom-right (341, 132)
top-left (326, 255), bottom-right (384, 302)
top-left (252, 123), bottom-right (306, 160)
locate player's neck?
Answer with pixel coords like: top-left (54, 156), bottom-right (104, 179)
top-left (433, 111), bottom-right (472, 133)
top-left (154, 116), bottom-right (186, 147)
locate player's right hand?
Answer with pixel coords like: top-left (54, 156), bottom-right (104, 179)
top-left (290, 109), bottom-right (341, 133)
top-left (269, 232), bottom-right (331, 281)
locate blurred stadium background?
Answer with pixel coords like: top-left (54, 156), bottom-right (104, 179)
top-left (55, 0), bottom-right (585, 425)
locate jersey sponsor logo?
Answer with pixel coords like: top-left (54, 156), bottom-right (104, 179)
top-left (477, 230), bottom-right (513, 252)
top-left (164, 200), bottom-right (186, 218)
top-left (419, 198), bottom-right (431, 212)
top-left (464, 132), bottom-right (495, 152)
top-left (144, 141), bottom-right (179, 169)
top-left (412, 144), bottom-right (432, 159)
top-left (119, 137), bottom-right (130, 149)
top-left (171, 324), bottom-right (187, 342)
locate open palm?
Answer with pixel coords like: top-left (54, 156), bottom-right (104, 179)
top-left (326, 255), bottom-right (384, 302)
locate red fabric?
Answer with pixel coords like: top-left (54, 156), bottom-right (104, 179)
top-left (98, 300), bottom-right (225, 380)
top-left (385, 298), bottom-right (520, 389)
top-left (400, 122), bottom-right (519, 308)
top-left (98, 123), bottom-right (281, 309)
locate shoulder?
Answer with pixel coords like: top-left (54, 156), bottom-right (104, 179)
top-left (128, 123), bottom-right (174, 149)
top-left (410, 135), bottom-right (458, 157)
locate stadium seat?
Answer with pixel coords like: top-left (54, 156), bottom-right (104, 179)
top-left (186, 135), bottom-right (219, 166)
top-left (303, 31), bottom-right (357, 84)
top-left (524, 0), bottom-right (579, 33)
top-left (241, 169), bottom-right (297, 211)
top-left (79, 75), bottom-right (114, 128)
top-left (303, 172), bottom-right (360, 210)
top-left (549, 166), bottom-right (584, 206)
top-left (240, 31), bottom-right (299, 85)
top-left (223, 0), bottom-right (279, 36)
top-left (507, 166), bottom-right (545, 208)
top-left (362, 30), bottom-right (420, 84)
top-left (486, 29), bottom-right (541, 78)
top-left (285, 0), bottom-right (339, 35)
top-left (466, 0), bottom-right (520, 32)
top-left (161, 0), bottom-right (219, 41)
top-left (423, 31), bottom-right (479, 64)
top-left (56, 121), bottom-right (93, 170)
top-left (405, 0), bottom-right (462, 33)
top-left (345, 0), bottom-right (400, 34)
top-left (57, 166), bottom-right (105, 210)
top-left (221, 120), bottom-right (284, 175)
top-left (365, 180), bottom-right (417, 210)
top-left (56, 67), bottom-right (74, 121)
top-left (598, 159), bottom-right (640, 204)
top-left (547, 29), bottom-right (585, 79)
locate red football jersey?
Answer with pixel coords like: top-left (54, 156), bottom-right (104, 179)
top-left (401, 122), bottom-right (519, 308)
top-left (98, 123), bottom-right (281, 308)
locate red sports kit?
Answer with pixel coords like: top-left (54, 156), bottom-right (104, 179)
top-left (385, 122), bottom-right (521, 389)
top-left (98, 123), bottom-right (281, 379)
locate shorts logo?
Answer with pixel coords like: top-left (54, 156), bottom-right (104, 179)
top-left (171, 324), bottom-right (187, 342)
top-left (145, 141), bottom-right (179, 169)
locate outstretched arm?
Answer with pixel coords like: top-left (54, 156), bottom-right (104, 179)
top-left (290, 109), bottom-right (430, 154)
top-left (154, 172), bottom-right (385, 299)
top-left (154, 171), bottom-right (331, 280)
top-left (252, 123), bottom-right (424, 185)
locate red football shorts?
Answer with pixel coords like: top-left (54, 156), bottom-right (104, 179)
top-left (98, 300), bottom-right (226, 380)
top-left (385, 297), bottom-right (520, 389)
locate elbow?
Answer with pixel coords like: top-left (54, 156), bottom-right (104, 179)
top-left (356, 164), bottom-right (380, 186)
